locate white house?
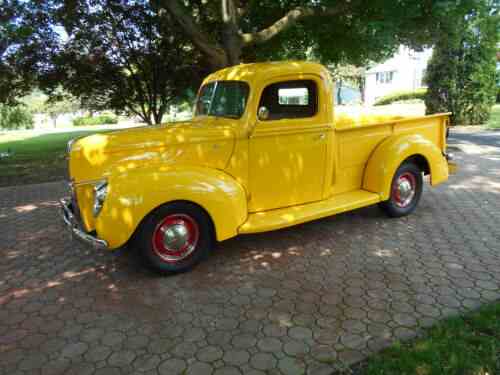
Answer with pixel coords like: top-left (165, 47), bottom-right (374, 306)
top-left (364, 46), bottom-right (433, 105)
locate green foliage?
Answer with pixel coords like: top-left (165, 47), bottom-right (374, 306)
top-left (374, 89), bottom-right (428, 106)
top-left (40, 0), bottom-right (207, 125)
top-left (73, 115), bottom-right (118, 126)
top-left (0, 1), bottom-right (59, 105)
top-left (167, 0), bottom-right (483, 68)
top-left (0, 105), bottom-right (34, 130)
top-left (487, 105), bottom-right (500, 128)
top-left (2, 0), bottom-right (491, 126)
top-left (20, 90), bottom-right (48, 113)
top-left (425, 1), bottom-right (498, 125)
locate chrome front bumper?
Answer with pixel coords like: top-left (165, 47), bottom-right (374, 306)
top-left (59, 198), bottom-right (108, 249)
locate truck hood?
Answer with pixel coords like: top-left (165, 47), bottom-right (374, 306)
top-left (68, 118), bottom-right (236, 183)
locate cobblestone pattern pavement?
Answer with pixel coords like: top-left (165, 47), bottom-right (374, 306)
top-left (1, 147), bottom-right (500, 375)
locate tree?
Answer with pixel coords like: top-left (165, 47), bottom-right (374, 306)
top-left (0, 1), bottom-right (58, 105)
top-left (0, 104), bottom-right (33, 130)
top-left (39, 0), bottom-right (207, 125)
top-left (42, 96), bottom-right (81, 128)
top-left (2, 0), bottom-right (485, 124)
top-left (425, 1), bottom-right (499, 125)
top-left (329, 64), bottom-right (366, 104)
top-left (158, 0), bottom-right (475, 70)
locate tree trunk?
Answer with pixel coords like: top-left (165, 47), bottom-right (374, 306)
top-left (221, 28), bottom-right (242, 66)
top-left (152, 109), bottom-right (164, 125)
top-left (221, 0), bottom-right (242, 66)
top-left (337, 79), bottom-right (343, 105)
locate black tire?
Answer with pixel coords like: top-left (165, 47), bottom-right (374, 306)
top-left (134, 202), bottom-right (214, 275)
top-left (379, 162), bottom-right (423, 218)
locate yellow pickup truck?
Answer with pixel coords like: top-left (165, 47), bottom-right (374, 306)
top-left (61, 61), bottom-right (456, 274)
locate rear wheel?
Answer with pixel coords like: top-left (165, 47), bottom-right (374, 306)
top-left (379, 162), bottom-right (423, 218)
top-left (135, 202), bottom-right (213, 274)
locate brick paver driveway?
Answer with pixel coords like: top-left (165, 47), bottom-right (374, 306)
top-left (1, 135), bottom-right (500, 375)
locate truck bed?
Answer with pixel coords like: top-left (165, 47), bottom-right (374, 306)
top-left (334, 105), bottom-right (447, 131)
top-left (331, 107), bottom-right (450, 196)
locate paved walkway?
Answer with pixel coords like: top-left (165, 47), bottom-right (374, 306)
top-left (1, 135), bottom-right (500, 375)
top-left (449, 126), bottom-right (500, 148)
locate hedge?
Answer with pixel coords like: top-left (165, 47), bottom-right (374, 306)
top-left (73, 115), bottom-right (118, 126)
top-left (374, 89), bottom-right (428, 106)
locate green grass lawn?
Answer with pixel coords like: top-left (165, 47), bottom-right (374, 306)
top-left (341, 301), bottom-right (500, 375)
top-left (486, 104), bottom-right (500, 129)
top-left (0, 129), bottom-right (109, 187)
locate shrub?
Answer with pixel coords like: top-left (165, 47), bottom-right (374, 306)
top-left (374, 89), bottom-right (427, 106)
top-left (73, 115), bottom-right (118, 126)
top-left (0, 105), bottom-right (34, 130)
top-left (425, 4), bottom-right (497, 125)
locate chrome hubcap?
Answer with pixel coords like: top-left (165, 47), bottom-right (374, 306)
top-left (152, 214), bottom-right (199, 263)
top-left (161, 224), bottom-right (190, 252)
top-left (393, 173), bottom-right (416, 208)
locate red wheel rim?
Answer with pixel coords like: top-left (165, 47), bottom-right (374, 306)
top-left (152, 214), bottom-right (199, 263)
top-left (392, 172), bottom-right (416, 208)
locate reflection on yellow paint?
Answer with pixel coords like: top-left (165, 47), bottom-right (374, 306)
top-left (122, 209), bottom-right (133, 227)
top-left (79, 133), bottom-right (110, 165)
top-left (335, 106), bottom-right (418, 130)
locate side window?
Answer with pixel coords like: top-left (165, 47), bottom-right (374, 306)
top-left (259, 80), bottom-right (317, 120)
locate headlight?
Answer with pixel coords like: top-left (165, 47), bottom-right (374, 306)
top-left (93, 181), bottom-right (108, 217)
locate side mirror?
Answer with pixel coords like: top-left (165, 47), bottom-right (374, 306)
top-left (258, 106), bottom-right (269, 121)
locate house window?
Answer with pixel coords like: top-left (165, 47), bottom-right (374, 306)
top-left (376, 71), bottom-right (394, 84)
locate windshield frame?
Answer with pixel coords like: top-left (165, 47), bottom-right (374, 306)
top-left (195, 80), bottom-right (250, 120)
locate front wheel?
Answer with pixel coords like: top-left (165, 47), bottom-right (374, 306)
top-left (134, 202), bottom-right (214, 274)
top-left (379, 162), bottom-right (423, 218)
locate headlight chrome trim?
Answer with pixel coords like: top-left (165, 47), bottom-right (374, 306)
top-left (93, 180), bottom-right (108, 217)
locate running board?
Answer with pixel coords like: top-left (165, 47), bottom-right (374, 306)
top-left (239, 190), bottom-right (381, 234)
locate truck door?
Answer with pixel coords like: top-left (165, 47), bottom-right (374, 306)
top-left (248, 77), bottom-right (329, 212)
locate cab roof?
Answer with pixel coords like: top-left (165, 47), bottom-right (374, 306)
top-left (203, 61), bottom-right (330, 86)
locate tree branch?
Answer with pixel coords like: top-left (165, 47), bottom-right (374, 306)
top-left (159, 0), bottom-right (228, 68)
top-left (241, 4), bottom-right (350, 46)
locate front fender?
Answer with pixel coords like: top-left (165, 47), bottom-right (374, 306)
top-left (363, 134), bottom-right (448, 201)
top-left (95, 165), bottom-right (248, 249)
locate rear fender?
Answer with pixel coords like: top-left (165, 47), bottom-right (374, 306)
top-left (363, 134), bottom-right (448, 200)
top-left (95, 165), bottom-right (248, 249)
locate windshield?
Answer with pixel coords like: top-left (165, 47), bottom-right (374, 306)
top-left (195, 81), bottom-right (250, 119)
